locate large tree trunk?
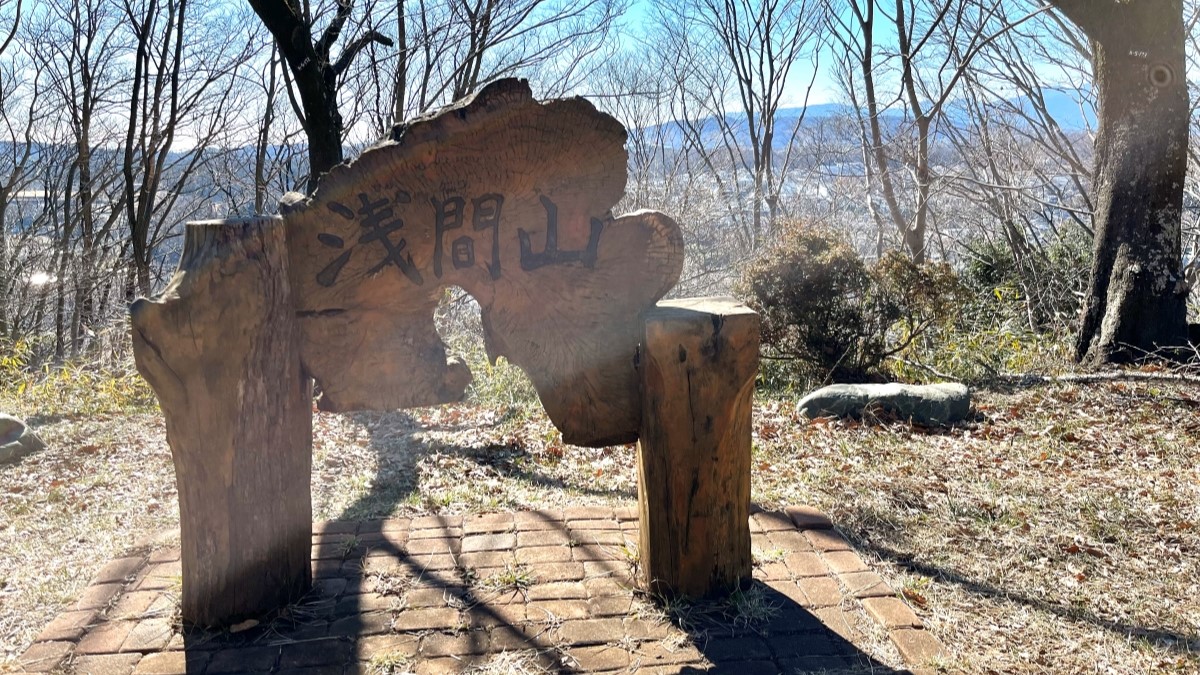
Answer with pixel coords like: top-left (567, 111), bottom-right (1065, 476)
top-left (1055, 1), bottom-right (1191, 363)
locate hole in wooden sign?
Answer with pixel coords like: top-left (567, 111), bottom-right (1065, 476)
top-left (432, 286), bottom-right (537, 406)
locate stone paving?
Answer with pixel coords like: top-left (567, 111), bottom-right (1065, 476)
top-left (16, 506), bottom-right (947, 674)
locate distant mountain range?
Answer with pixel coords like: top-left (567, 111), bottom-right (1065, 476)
top-left (638, 87), bottom-right (1095, 149)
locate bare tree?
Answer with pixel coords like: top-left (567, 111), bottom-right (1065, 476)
top-left (120, 0), bottom-right (256, 295)
top-left (248, 0), bottom-right (394, 189)
top-left (654, 0), bottom-right (823, 252)
top-left (830, 0), bottom-right (1046, 263)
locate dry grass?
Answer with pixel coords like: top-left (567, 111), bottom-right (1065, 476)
top-left (2, 358), bottom-right (1199, 672)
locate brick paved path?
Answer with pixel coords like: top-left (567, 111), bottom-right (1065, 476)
top-left (17, 506), bottom-right (947, 674)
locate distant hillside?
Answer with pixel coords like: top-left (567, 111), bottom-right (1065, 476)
top-left (636, 87), bottom-right (1094, 150)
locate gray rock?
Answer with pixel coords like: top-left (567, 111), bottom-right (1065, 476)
top-left (0, 413), bottom-right (46, 464)
top-left (797, 382), bottom-right (971, 425)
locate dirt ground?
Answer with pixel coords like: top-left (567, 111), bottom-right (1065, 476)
top-left (2, 377), bottom-right (1198, 673)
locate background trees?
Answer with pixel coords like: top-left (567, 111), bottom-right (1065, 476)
top-left (0, 0), bottom-right (1196, 368)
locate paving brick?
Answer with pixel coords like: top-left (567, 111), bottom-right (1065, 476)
top-left (571, 529), bottom-right (631, 546)
top-left (613, 506), bottom-right (639, 522)
top-left (516, 545), bottom-right (573, 564)
top-left (627, 640), bottom-right (704, 667)
top-left (891, 628), bottom-right (947, 665)
top-left (527, 599), bottom-right (590, 621)
top-left (697, 635), bottom-right (772, 662)
top-left (516, 529), bottom-right (571, 547)
top-left (779, 655), bottom-right (856, 672)
top-left (392, 608), bottom-right (462, 632)
top-left (799, 577), bottom-right (844, 608)
top-left (861, 597), bottom-right (923, 629)
top-left (92, 557), bottom-right (145, 585)
top-left (784, 551), bottom-right (829, 578)
top-left (813, 606), bottom-right (863, 644)
top-left (461, 602), bottom-right (527, 628)
top-left (406, 552), bottom-right (458, 571)
top-left (358, 519), bottom-right (386, 534)
top-left (411, 514), bottom-right (463, 530)
top-left (768, 631), bottom-right (842, 657)
top-left (420, 630), bottom-right (490, 656)
top-left (569, 518), bottom-right (622, 531)
top-left (356, 633), bottom-right (419, 661)
top-left (750, 533), bottom-right (773, 552)
top-left (769, 580), bottom-right (807, 607)
top-left (77, 621), bottom-right (136, 655)
top-left (380, 517), bottom-right (412, 533)
top-left (404, 536), bottom-right (461, 555)
top-left (132, 576), bottom-right (175, 592)
top-left (624, 618), bottom-right (675, 641)
top-left (587, 594), bottom-right (633, 617)
top-left (752, 511), bottom-right (795, 532)
top-left (514, 509), bottom-right (563, 530)
top-left (414, 655), bottom-right (483, 674)
top-left (110, 591), bottom-right (163, 618)
top-left (804, 529), bottom-right (851, 552)
top-left (313, 520), bottom-right (359, 535)
top-left (785, 505), bottom-right (834, 530)
top-left (564, 506), bottom-right (615, 521)
top-left (279, 638), bottom-right (354, 669)
top-left (403, 526), bottom-right (458, 540)
top-left (71, 653), bottom-right (142, 675)
top-left (36, 609), bottom-right (98, 642)
top-left (555, 618), bottom-right (625, 645)
top-left (533, 561), bottom-right (586, 582)
top-left (207, 645), bottom-right (279, 673)
top-left (822, 550), bottom-right (870, 575)
top-left (565, 644), bottom-right (630, 670)
top-left (570, 543), bottom-right (616, 562)
top-left (73, 584), bottom-right (124, 612)
top-left (840, 571), bottom-right (892, 599)
top-left (120, 619), bottom-right (173, 652)
top-left (526, 581), bottom-right (587, 601)
top-left (147, 547), bottom-right (181, 564)
top-left (330, 610), bottom-right (394, 636)
top-left (485, 626), bottom-right (538, 652)
top-left (463, 513), bottom-right (515, 534)
top-left (286, 666), bottom-right (345, 675)
top-left (763, 529), bottom-right (812, 553)
top-left (461, 533), bottom-right (515, 552)
top-left (752, 562), bottom-right (790, 581)
top-left (585, 576), bottom-right (631, 598)
top-left (17, 641), bottom-right (73, 672)
top-left (131, 651), bottom-right (208, 674)
top-left (459, 550), bottom-right (515, 569)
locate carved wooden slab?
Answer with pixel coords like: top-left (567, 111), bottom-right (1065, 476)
top-left (283, 79), bottom-right (684, 446)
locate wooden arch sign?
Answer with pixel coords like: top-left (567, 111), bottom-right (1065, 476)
top-left (285, 78), bottom-right (684, 446)
top-left (128, 80), bottom-right (756, 628)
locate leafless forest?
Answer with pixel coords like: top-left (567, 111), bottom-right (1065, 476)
top-left (0, 0), bottom-right (1198, 367)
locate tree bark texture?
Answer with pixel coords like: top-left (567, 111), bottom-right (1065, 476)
top-left (637, 297), bottom-right (757, 598)
top-left (130, 217), bottom-right (313, 627)
top-left (1053, 0), bottom-right (1191, 363)
top-left (283, 78), bottom-right (684, 447)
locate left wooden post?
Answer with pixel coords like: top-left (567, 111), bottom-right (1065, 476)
top-left (130, 217), bottom-right (313, 627)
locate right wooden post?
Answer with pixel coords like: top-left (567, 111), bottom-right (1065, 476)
top-left (637, 296), bottom-right (759, 598)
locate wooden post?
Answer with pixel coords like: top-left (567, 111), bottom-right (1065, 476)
top-left (637, 296), bottom-right (758, 598)
top-left (130, 217), bottom-right (313, 627)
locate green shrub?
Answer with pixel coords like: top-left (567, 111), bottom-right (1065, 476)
top-left (737, 224), bottom-right (890, 382)
top-left (737, 224), bottom-right (968, 384)
top-left (962, 232), bottom-right (1091, 332)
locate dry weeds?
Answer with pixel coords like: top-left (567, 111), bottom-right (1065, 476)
top-left (2, 372), bottom-right (1198, 673)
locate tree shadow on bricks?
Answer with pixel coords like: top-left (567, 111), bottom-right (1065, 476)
top-left (643, 581), bottom-right (905, 674)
